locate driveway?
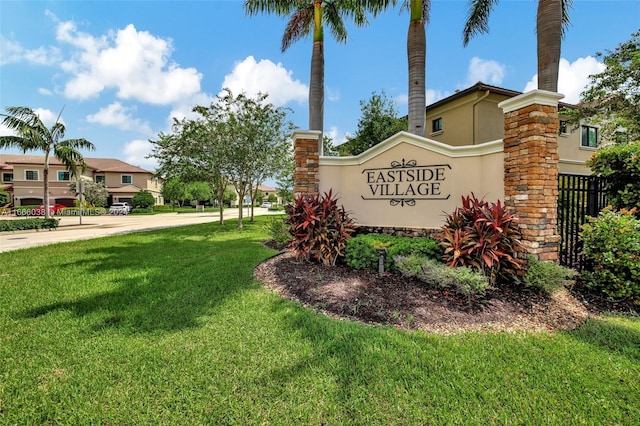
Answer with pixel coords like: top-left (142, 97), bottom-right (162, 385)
top-left (0, 208), bottom-right (282, 253)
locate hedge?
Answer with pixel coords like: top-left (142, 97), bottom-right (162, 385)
top-left (0, 218), bottom-right (60, 232)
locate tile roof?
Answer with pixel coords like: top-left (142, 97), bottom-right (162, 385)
top-left (0, 154), bottom-right (153, 174)
top-left (108, 184), bottom-right (142, 193)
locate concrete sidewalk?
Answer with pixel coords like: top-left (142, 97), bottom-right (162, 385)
top-left (0, 208), bottom-right (282, 253)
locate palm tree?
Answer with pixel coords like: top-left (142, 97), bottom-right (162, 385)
top-left (462, 0), bottom-right (572, 92)
top-left (403, 0), bottom-right (430, 136)
top-left (0, 106), bottom-right (95, 218)
top-left (244, 1), bottom-right (395, 138)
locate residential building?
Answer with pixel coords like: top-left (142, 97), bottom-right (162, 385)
top-left (423, 82), bottom-right (596, 174)
top-left (0, 154), bottom-right (162, 207)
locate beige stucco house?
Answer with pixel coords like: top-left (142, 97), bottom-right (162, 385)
top-left (0, 154), bottom-right (163, 207)
top-left (424, 82), bottom-right (596, 174)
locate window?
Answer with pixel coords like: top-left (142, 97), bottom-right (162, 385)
top-left (559, 120), bottom-right (568, 135)
top-left (121, 175), bottom-right (132, 184)
top-left (581, 125), bottom-right (598, 148)
top-left (57, 171), bottom-right (70, 181)
top-left (2, 173), bottom-right (13, 182)
top-left (95, 175), bottom-right (106, 184)
top-left (432, 117), bottom-right (442, 133)
top-left (25, 170), bottom-right (39, 181)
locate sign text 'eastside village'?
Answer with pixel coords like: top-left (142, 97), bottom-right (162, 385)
top-left (361, 159), bottom-right (451, 206)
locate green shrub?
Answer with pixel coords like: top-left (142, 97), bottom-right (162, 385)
top-left (580, 207), bottom-right (640, 302)
top-left (133, 190), bottom-right (155, 209)
top-left (587, 142), bottom-right (640, 211)
top-left (0, 218), bottom-right (59, 232)
top-left (523, 255), bottom-right (578, 294)
top-left (345, 234), bottom-right (441, 271)
top-left (395, 254), bottom-right (490, 303)
top-left (285, 190), bottom-right (355, 266)
top-left (437, 193), bottom-right (523, 284)
top-left (131, 207), bottom-right (154, 214)
top-left (266, 216), bottom-right (291, 249)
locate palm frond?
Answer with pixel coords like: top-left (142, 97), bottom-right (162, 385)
top-left (243, 0), bottom-right (299, 17)
top-left (561, 0), bottom-right (573, 37)
top-left (462, 0), bottom-right (498, 46)
top-left (324, 3), bottom-right (350, 43)
top-left (281, 6), bottom-right (313, 52)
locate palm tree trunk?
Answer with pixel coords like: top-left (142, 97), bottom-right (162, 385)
top-left (43, 150), bottom-right (50, 219)
top-left (537, 0), bottom-right (562, 92)
top-left (309, 41), bottom-right (324, 135)
top-left (309, 1), bottom-right (324, 149)
top-left (407, 0), bottom-right (426, 137)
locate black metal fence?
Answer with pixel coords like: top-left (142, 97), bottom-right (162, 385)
top-left (558, 173), bottom-right (609, 270)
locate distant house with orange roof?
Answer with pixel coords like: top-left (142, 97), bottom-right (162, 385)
top-left (0, 154), bottom-right (162, 207)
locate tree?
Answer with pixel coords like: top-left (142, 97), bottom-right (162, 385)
top-left (244, 0), bottom-right (394, 137)
top-left (68, 178), bottom-right (108, 208)
top-left (462, 0), bottom-right (572, 92)
top-left (322, 134), bottom-right (339, 157)
top-left (0, 190), bottom-right (9, 206)
top-left (564, 31), bottom-right (640, 144)
top-left (150, 117), bottom-right (228, 224)
top-left (132, 190), bottom-right (155, 209)
top-left (404, 0), bottom-right (429, 136)
top-left (0, 106), bottom-right (95, 218)
top-left (197, 89), bottom-right (294, 228)
top-left (338, 90), bottom-right (407, 155)
top-left (276, 157), bottom-right (294, 204)
top-left (161, 177), bottom-right (187, 208)
top-left (186, 181), bottom-right (212, 205)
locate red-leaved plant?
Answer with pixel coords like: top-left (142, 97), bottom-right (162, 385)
top-left (437, 193), bottom-right (523, 283)
top-left (285, 190), bottom-right (355, 266)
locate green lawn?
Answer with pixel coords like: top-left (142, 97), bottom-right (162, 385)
top-left (1, 218), bottom-right (638, 424)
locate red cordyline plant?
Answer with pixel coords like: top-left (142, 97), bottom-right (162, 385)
top-left (437, 193), bottom-right (524, 283)
top-left (285, 189), bottom-right (356, 266)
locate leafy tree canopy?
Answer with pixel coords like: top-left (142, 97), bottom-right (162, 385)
top-left (68, 178), bottom-right (108, 208)
top-left (132, 190), bottom-right (155, 209)
top-left (338, 90), bottom-right (407, 156)
top-left (564, 30), bottom-right (640, 144)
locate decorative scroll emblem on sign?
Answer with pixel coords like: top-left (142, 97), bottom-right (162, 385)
top-left (361, 159), bottom-right (451, 206)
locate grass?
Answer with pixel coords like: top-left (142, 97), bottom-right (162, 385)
top-left (1, 217), bottom-right (639, 424)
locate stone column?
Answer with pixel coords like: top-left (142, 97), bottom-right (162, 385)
top-left (293, 130), bottom-right (321, 196)
top-left (498, 90), bottom-right (564, 262)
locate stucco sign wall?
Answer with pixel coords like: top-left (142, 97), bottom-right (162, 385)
top-left (318, 131), bottom-right (504, 229)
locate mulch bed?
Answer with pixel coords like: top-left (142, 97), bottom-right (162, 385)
top-left (254, 250), bottom-right (620, 335)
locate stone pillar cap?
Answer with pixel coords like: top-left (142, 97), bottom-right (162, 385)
top-left (498, 90), bottom-right (565, 113)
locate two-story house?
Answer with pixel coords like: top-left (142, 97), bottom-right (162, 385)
top-left (0, 154), bottom-right (163, 207)
top-left (423, 82), bottom-right (595, 174)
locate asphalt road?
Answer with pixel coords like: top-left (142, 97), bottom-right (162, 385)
top-left (0, 208), bottom-right (281, 253)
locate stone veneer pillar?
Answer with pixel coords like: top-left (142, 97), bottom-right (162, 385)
top-left (498, 90), bottom-right (564, 262)
top-left (293, 130), bottom-right (321, 196)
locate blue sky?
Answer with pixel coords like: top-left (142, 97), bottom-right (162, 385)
top-left (1, 0), bottom-right (639, 171)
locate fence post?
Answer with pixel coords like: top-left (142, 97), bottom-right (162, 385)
top-left (499, 90), bottom-right (563, 263)
top-left (293, 130), bottom-right (321, 197)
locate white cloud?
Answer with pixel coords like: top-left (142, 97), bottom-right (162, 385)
top-left (0, 108), bottom-right (62, 136)
top-left (87, 102), bottom-right (152, 135)
top-left (0, 123), bottom-right (14, 137)
top-left (523, 56), bottom-right (605, 104)
top-left (123, 139), bottom-right (158, 169)
top-left (33, 108), bottom-right (63, 127)
top-left (465, 57), bottom-right (506, 86)
top-left (38, 88), bottom-right (53, 96)
top-left (56, 20), bottom-right (202, 105)
top-left (0, 35), bottom-right (61, 66)
top-left (324, 126), bottom-right (349, 146)
top-left (426, 89), bottom-right (450, 106)
top-left (221, 56), bottom-right (307, 107)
